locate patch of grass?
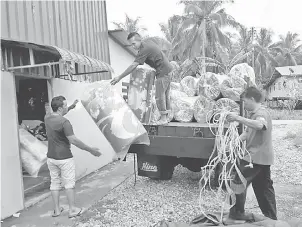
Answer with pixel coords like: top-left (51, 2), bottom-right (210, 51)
top-left (267, 109), bottom-right (302, 120)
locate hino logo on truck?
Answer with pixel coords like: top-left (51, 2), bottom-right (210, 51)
top-left (141, 162), bottom-right (158, 172)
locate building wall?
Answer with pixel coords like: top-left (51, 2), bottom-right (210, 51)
top-left (266, 76), bottom-right (302, 99)
top-left (108, 37), bottom-right (135, 94)
top-left (1, 72), bottom-right (25, 219)
top-left (1, 0), bottom-right (111, 81)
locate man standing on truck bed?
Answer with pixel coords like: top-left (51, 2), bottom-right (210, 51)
top-left (110, 32), bottom-right (173, 125)
top-left (225, 86), bottom-right (277, 224)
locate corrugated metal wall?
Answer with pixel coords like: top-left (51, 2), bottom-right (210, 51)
top-left (1, 0), bottom-right (111, 80)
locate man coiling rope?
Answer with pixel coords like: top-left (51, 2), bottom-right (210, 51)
top-left (198, 109), bottom-right (252, 224)
top-left (198, 87), bottom-right (277, 225)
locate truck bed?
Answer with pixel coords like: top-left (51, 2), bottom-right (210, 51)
top-left (142, 121), bottom-right (231, 138)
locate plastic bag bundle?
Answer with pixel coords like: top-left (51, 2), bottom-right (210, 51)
top-left (197, 73), bottom-right (222, 100)
top-left (221, 76), bottom-right (246, 101)
top-left (172, 96), bottom-right (199, 122)
top-left (170, 82), bottom-right (182, 91)
top-left (128, 67), bottom-right (156, 124)
top-left (81, 81), bottom-right (150, 160)
top-left (193, 96), bottom-right (216, 123)
top-left (180, 76), bottom-right (199, 97)
top-left (20, 145), bottom-right (44, 177)
top-left (215, 98), bottom-right (240, 114)
top-left (170, 90), bottom-right (188, 101)
top-left (213, 98), bottom-right (240, 123)
top-left (19, 128), bottom-right (47, 162)
top-left (229, 63), bottom-right (256, 86)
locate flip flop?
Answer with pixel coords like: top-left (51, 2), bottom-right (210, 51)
top-left (68, 208), bottom-right (84, 218)
top-left (52, 207), bottom-right (64, 217)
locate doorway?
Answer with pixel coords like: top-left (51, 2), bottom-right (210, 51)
top-left (15, 76), bottom-right (51, 199)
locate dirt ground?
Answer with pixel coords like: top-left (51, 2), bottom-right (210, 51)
top-left (75, 123), bottom-right (302, 227)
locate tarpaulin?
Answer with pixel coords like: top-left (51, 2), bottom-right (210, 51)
top-left (127, 67), bottom-right (156, 124)
top-left (81, 80), bottom-right (150, 160)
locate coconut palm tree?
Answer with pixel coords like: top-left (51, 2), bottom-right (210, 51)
top-left (112, 14), bottom-right (147, 34)
top-left (159, 15), bottom-right (183, 43)
top-left (271, 32), bottom-right (302, 66)
top-left (159, 15), bottom-right (183, 61)
top-left (172, 0), bottom-right (240, 70)
top-left (253, 28), bottom-right (279, 84)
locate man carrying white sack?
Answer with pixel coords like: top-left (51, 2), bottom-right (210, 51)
top-left (110, 32), bottom-right (173, 125)
top-left (225, 87), bottom-right (277, 224)
top-left (45, 96), bottom-right (102, 218)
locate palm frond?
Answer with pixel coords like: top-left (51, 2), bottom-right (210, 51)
top-left (184, 4), bottom-right (203, 16)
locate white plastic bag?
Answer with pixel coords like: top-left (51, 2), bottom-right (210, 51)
top-left (20, 145), bottom-right (44, 177)
top-left (19, 128), bottom-right (47, 162)
top-left (180, 76), bottom-right (199, 97)
top-left (193, 96), bottom-right (216, 123)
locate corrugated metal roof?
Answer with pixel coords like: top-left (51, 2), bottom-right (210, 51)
top-left (1, 0), bottom-right (111, 81)
top-left (275, 65), bottom-right (302, 76)
top-left (2, 39), bottom-right (114, 73)
top-left (108, 29), bottom-right (137, 57)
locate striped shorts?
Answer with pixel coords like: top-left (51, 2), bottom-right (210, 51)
top-left (47, 158), bottom-right (75, 190)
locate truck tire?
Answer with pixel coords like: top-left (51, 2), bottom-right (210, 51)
top-left (148, 156), bottom-right (176, 180)
top-left (179, 158), bottom-right (208, 172)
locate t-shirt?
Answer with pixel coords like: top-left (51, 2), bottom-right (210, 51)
top-left (134, 41), bottom-right (173, 78)
top-left (45, 114), bottom-right (74, 160)
top-left (243, 107), bottom-right (274, 165)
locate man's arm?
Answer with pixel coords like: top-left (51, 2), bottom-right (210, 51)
top-left (227, 113), bottom-right (266, 131)
top-left (67, 135), bottom-right (96, 154)
top-left (236, 116), bottom-right (265, 131)
top-left (119, 62), bottom-right (139, 80)
top-left (67, 100), bottom-right (79, 112)
top-left (63, 121), bottom-right (101, 157)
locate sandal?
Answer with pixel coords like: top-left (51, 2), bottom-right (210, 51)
top-left (52, 207), bottom-right (64, 217)
top-left (68, 208), bottom-right (84, 218)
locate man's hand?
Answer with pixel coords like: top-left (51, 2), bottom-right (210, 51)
top-left (110, 76), bottom-right (121, 85)
top-left (69, 100), bottom-right (79, 110)
top-left (72, 100), bottom-right (79, 106)
top-left (227, 113), bottom-right (240, 122)
top-left (89, 147), bottom-right (102, 157)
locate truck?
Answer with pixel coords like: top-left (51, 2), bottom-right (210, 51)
top-left (121, 81), bottom-right (245, 181)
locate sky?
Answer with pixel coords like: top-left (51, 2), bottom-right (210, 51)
top-left (106, 0), bottom-right (302, 42)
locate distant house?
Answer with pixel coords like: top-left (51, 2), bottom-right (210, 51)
top-left (264, 65), bottom-right (302, 100)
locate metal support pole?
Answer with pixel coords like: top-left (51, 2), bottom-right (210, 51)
top-left (7, 62), bottom-right (61, 71)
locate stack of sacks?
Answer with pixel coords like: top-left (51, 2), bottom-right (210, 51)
top-left (81, 81), bottom-right (150, 160)
top-left (193, 96), bottom-right (216, 124)
top-left (197, 72), bottom-right (222, 100)
top-left (19, 128), bottom-right (48, 177)
top-left (220, 76), bottom-right (246, 101)
top-left (180, 76), bottom-right (199, 97)
top-left (229, 63), bottom-right (256, 86)
top-left (172, 96), bottom-right (199, 123)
